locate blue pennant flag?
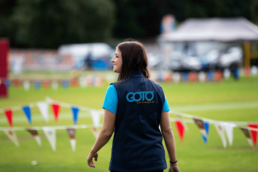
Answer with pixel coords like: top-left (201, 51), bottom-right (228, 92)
top-left (182, 72), bottom-right (188, 81)
top-left (4, 79), bottom-right (10, 88)
top-left (22, 106), bottom-right (32, 124)
top-left (34, 81), bottom-right (41, 90)
top-left (207, 71), bottom-right (214, 81)
top-left (202, 122), bottom-right (210, 143)
top-left (62, 80), bottom-right (69, 89)
top-left (71, 106), bottom-right (80, 125)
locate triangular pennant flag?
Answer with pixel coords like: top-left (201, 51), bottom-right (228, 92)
top-left (207, 71), bottom-right (214, 81)
top-left (23, 80), bottom-right (30, 91)
top-left (79, 77), bottom-right (87, 88)
top-left (223, 69), bottom-right (231, 79)
top-left (62, 80), bottom-right (69, 89)
top-left (203, 122), bottom-right (210, 143)
top-left (37, 102), bottom-right (49, 122)
top-left (51, 103), bottom-right (60, 122)
top-left (4, 109), bottom-right (13, 127)
top-left (193, 118), bottom-right (208, 143)
top-left (3, 129), bottom-right (19, 146)
top-left (172, 72), bottom-right (180, 83)
top-left (13, 80), bottom-right (20, 88)
top-left (27, 129), bottom-right (41, 146)
top-left (214, 123), bottom-right (227, 148)
top-left (4, 79), bottom-right (10, 88)
top-left (51, 81), bottom-right (59, 90)
top-left (90, 127), bottom-right (100, 139)
top-left (22, 106), bottom-right (32, 124)
top-left (67, 128), bottom-right (76, 151)
top-left (34, 81), bottom-right (41, 90)
top-left (90, 110), bottom-right (101, 127)
top-left (240, 127), bottom-right (253, 147)
top-left (71, 106), bottom-right (80, 125)
top-left (198, 72), bottom-right (206, 83)
top-left (222, 122), bottom-right (236, 146)
top-left (43, 127), bottom-right (56, 151)
top-left (175, 120), bottom-right (185, 141)
top-left (248, 124), bottom-right (258, 146)
top-left (175, 115), bottom-right (188, 131)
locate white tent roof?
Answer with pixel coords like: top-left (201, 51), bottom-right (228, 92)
top-left (159, 18), bottom-right (258, 42)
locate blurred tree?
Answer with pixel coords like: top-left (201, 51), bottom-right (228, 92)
top-left (12, 0), bottom-right (115, 48)
top-left (112, 0), bottom-right (255, 38)
top-left (0, 0), bottom-right (18, 46)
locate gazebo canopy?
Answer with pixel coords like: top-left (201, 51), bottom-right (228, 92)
top-left (159, 18), bottom-right (258, 42)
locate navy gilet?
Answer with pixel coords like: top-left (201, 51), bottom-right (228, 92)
top-left (109, 71), bottom-right (167, 172)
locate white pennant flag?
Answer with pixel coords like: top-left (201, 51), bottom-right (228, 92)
top-left (51, 81), bottom-right (59, 90)
top-left (37, 102), bottom-right (49, 122)
top-left (214, 123), bottom-right (227, 148)
top-left (79, 77), bottom-right (87, 88)
top-left (198, 72), bottom-right (206, 83)
top-left (90, 127), bottom-right (100, 139)
top-left (43, 127), bottom-right (56, 151)
top-left (172, 72), bottom-right (180, 83)
top-left (23, 80), bottom-right (30, 91)
top-left (3, 129), bottom-right (19, 147)
top-left (222, 122), bottom-right (236, 146)
top-left (90, 110), bottom-right (101, 127)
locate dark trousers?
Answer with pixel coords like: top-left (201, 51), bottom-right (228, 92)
top-left (111, 170), bottom-right (163, 172)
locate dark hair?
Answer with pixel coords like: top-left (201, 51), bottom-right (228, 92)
top-left (116, 40), bottom-right (150, 82)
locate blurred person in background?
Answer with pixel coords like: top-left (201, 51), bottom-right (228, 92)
top-left (87, 40), bottom-right (180, 172)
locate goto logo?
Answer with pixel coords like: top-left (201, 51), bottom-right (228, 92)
top-left (126, 91), bottom-right (154, 102)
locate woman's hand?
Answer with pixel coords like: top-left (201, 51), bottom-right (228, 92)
top-left (87, 152), bottom-right (98, 168)
top-left (169, 163), bottom-right (180, 172)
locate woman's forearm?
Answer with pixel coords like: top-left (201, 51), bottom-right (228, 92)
top-left (162, 128), bottom-right (177, 162)
top-left (90, 130), bottom-right (113, 155)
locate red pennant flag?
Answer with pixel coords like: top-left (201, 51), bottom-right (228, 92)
top-left (244, 67), bottom-right (250, 77)
top-left (71, 79), bottom-right (78, 87)
top-left (215, 71), bottom-right (222, 82)
top-left (51, 103), bottom-right (60, 122)
top-left (175, 120), bottom-right (185, 141)
top-left (43, 81), bottom-right (50, 89)
top-left (4, 109), bottom-right (13, 127)
top-left (13, 80), bottom-right (20, 88)
top-left (189, 72), bottom-right (197, 82)
top-left (248, 124), bottom-right (258, 146)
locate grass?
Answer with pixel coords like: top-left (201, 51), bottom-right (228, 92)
top-left (0, 73), bottom-right (258, 172)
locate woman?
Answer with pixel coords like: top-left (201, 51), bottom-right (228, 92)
top-left (87, 40), bottom-right (180, 172)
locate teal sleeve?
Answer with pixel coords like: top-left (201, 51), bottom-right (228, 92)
top-left (162, 95), bottom-right (170, 112)
top-left (102, 85), bottom-right (118, 115)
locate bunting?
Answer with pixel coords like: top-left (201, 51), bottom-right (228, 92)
top-left (27, 129), bottom-right (41, 146)
top-left (193, 118), bottom-right (209, 143)
top-left (240, 127), bottom-right (253, 147)
top-left (71, 106), bottom-right (80, 125)
top-left (223, 122), bottom-right (236, 146)
top-left (51, 81), bottom-right (59, 90)
top-left (4, 109), bottom-right (13, 127)
top-left (248, 124), bottom-right (258, 146)
top-left (214, 123), bottom-right (227, 148)
top-left (23, 81), bottom-right (30, 91)
top-left (51, 103), bottom-right (60, 122)
top-left (34, 81), bottom-right (41, 90)
top-left (90, 127), bottom-right (100, 139)
top-left (43, 127), bottom-right (56, 151)
top-left (3, 129), bottom-right (19, 146)
top-left (4, 79), bottom-right (10, 88)
top-left (175, 120), bottom-right (185, 141)
top-left (67, 128), bottom-right (76, 151)
top-left (198, 72), bottom-right (206, 83)
top-left (22, 106), bottom-right (32, 124)
top-left (90, 110), bottom-right (101, 127)
top-left (37, 102), bottom-right (49, 122)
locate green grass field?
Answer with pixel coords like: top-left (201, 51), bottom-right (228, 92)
top-left (0, 74), bottom-right (258, 172)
